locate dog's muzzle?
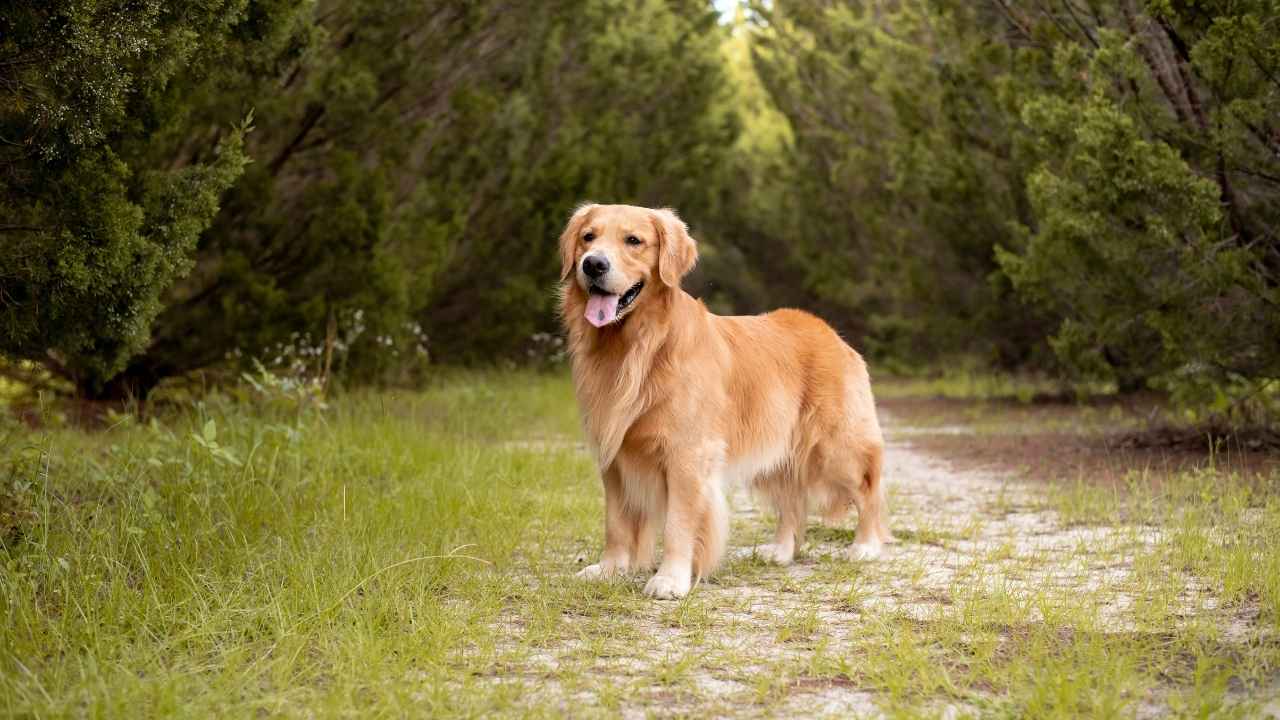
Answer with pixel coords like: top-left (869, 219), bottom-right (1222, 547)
top-left (584, 279), bottom-right (644, 328)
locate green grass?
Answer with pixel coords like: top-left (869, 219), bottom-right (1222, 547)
top-left (1, 372), bottom-right (607, 716)
top-left (1043, 468), bottom-right (1280, 630)
top-left (2, 371), bottom-right (1278, 717)
top-left (874, 370), bottom-right (1112, 404)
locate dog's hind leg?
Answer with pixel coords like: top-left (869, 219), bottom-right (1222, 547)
top-left (845, 441), bottom-right (890, 560)
top-left (744, 469), bottom-right (805, 565)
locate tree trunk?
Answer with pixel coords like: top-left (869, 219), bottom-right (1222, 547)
top-left (79, 363), bottom-right (165, 404)
top-left (1103, 346), bottom-right (1148, 394)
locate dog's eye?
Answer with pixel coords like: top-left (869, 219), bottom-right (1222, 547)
top-left (625, 235), bottom-right (642, 246)
top-left (583, 232), bottom-right (595, 242)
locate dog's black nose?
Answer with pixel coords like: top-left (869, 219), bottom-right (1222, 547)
top-left (582, 254), bottom-right (610, 279)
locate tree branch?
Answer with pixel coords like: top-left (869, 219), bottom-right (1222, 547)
top-left (268, 104), bottom-right (326, 176)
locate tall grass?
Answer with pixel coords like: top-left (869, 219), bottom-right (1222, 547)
top-left (1, 372), bottom-right (600, 716)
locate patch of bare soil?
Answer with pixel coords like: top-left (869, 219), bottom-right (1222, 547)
top-left (878, 397), bottom-right (1280, 485)
top-left (1115, 423), bottom-right (1280, 453)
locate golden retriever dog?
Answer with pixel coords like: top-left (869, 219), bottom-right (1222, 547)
top-left (560, 204), bottom-right (889, 599)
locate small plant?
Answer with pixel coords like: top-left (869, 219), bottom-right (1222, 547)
top-left (526, 332), bottom-right (568, 368)
top-left (189, 419), bottom-right (242, 467)
top-left (0, 447), bottom-right (42, 547)
top-left (240, 359), bottom-right (327, 416)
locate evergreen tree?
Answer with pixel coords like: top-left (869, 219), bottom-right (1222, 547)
top-left (4, 0), bottom-right (1276, 417)
top-left (745, 1), bottom-right (1053, 366)
top-left (0, 0), bottom-right (281, 397)
top-left (116, 0), bottom-right (735, 392)
top-left (998, 0), bottom-right (1280, 404)
top-left (745, 0), bottom-right (1279, 408)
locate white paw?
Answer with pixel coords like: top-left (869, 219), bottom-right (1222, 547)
top-left (576, 561), bottom-right (622, 580)
top-left (643, 572), bottom-right (691, 600)
top-left (744, 543), bottom-right (794, 565)
top-left (844, 542), bottom-right (882, 561)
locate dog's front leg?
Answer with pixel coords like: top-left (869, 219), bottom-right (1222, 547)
top-left (644, 459), bottom-right (728, 600)
top-left (577, 464), bottom-right (637, 579)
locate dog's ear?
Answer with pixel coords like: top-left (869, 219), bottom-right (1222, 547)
top-left (653, 207), bottom-right (698, 287)
top-left (559, 203), bottom-right (597, 282)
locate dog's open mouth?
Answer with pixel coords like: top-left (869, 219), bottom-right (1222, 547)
top-left (585, 280), bottom-right (644, 328)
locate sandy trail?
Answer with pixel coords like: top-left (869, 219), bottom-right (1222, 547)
top-left (492, 414), bottom-right (1269, 718)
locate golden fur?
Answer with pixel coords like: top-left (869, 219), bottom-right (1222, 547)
top-left (561, 204), bottom-right (889, 599)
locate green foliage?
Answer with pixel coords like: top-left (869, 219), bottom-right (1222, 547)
top-left (1001, 44), bottom-right (1226, 387)
top-left (415, 0), bottom-right (736, 360)
top-left (997, 2), bottom-right (1280, 410)
top-left (78, 0), bottom-right (735, 394)
top-left (1, 0), bottom-right (1277, 420)
top-left (0, 1), bottom-right (265, 396)
top-left (741, 1), bottom-right (1053, 366)
top-left (1, 1), bottom-right (732, 397)
top-left (744, 0), bottom-right (1280, 416)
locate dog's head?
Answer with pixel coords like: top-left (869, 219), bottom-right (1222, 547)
top-left (559, 204), bottom-right (697, 328)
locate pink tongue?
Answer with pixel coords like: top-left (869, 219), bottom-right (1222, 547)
top-left (585, 293), bottom-right (620, 327)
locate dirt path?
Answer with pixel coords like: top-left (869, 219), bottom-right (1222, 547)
top-left (498, 414), bottom-right (1273, 718)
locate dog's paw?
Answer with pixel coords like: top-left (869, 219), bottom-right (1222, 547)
top-left (743, 543), bottom-right (794, 565)
top-left (576, 561), bottom-right (623, 580)
top-left (844, 542), bottom-right (883, 561)
top-left (643, 572), bottom-right (691, 600)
